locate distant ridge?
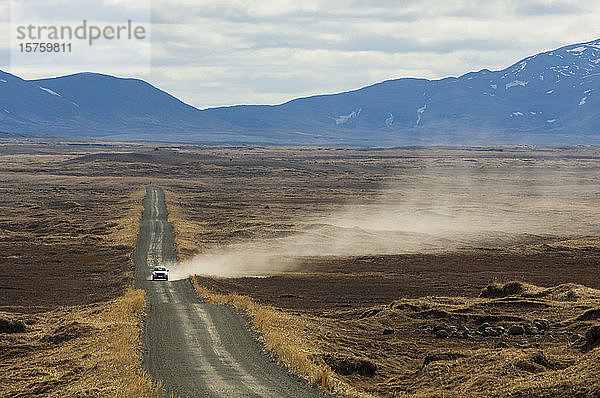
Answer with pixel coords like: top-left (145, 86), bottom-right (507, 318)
top-left (1, 38), bottom-right (599, 145)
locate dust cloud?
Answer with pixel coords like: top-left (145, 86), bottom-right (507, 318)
top-left (169, 166), bottom-right (600, 280)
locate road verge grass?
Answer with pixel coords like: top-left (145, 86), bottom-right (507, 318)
top-left (0, 289), bottom-right (160, 397)
top-left (0, 185), bottom-right (159, 397)
top-left (190, 276), bottom-right (371, 397)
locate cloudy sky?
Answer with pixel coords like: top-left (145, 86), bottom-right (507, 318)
top-left (3, 0), bottom-right (600, 108)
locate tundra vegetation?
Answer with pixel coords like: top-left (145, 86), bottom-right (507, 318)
top-left (1, 140), bottom-right (599, 397)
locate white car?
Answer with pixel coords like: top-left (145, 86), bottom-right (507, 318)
top-left (151, 266), bottom-right (169, 281)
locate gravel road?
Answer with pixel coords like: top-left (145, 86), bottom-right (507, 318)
top-left (134, 186), bottom-right (328, 397)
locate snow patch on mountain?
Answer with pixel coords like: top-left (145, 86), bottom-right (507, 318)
top-left (505, 80), bottom-right (528, 89)
top-left (385, 113), bottom-right (394, 128)
top-left (2, 37), bottom-right (600, 145)
top-left (513, 61), bottom-right (527, 74)
top-left (415, 104), bottom-right (427, 126)
top-left (39, 87), bottom-right (61, 97)
top-left (334, 108), bottom-right (361, 125)
top-left (551, 66), bottom-right (575, 77)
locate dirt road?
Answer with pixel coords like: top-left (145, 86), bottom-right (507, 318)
top-left (134, 186), bottom-right (327, 397)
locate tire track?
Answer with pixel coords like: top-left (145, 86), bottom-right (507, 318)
top-left (134, 186), bottom-right (328, 398)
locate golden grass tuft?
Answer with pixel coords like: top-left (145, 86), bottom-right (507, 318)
top-left (190, 276), bottom-right (373, 397)
top-left (0, 184), bottom-right (163, 397)
top-left (163, 188), bottom-right (201, 262)
top-left (107, 185), bottom-right (147, 249)
top-left (0, 289), bottom-right (161, 397)
top-left (189, 277), bottom-right (600, 398)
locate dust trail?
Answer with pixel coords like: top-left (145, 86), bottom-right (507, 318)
top-left (169, 165), bottom-right (600, 280)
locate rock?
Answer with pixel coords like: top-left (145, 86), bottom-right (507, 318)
top-left (496, 326), bottom-right (506, 334)
top-left (0, 317), bottom-right (26, 334)
top-left (585, 325), bottom-right (600, 347)
top-left (488, 327), bottom-right (503, 337)
top-left (531, 352), bottom-right (556, 370)
top-left (461, 329), bottom-right (471, 338)
top-left (495, 342), bottom-right (509, 349)
top-left (359, 308), bottom-right (381, 319)
top-left (322, 354), bottom-right (377, 377)
top-left (508, 325), bottom-right (525, 335)
top-left (435, 329), bottom-right (450, 339)
top-left (570, 333), bottom-right (585, 344)
top-left (532, 319), bottom-right (549, 332)
top-left (525, 326), bottom-right (539, 335)
top-left (576, 309), bottom-right (600, 322)
top-left (382, 328), bottom-right (394, 335)
top-left (420, 352), bottom-right (466, 371)
top-left (478, 323), bottom-right (491, 333)
top-left (480, 281), bottom-right (525, 298)
top-left (516, 342), bottom-right (541, 349)
top-left (432, 323), bottom-right (449, 333)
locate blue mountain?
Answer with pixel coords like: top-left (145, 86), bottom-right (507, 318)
top-left (1, 38), bottom-right (599, 145)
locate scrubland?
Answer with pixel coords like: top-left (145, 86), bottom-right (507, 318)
top-left (2, 140), bottom-right (600, 397)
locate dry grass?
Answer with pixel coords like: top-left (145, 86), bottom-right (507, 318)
top-left (159, 145), bottom-right (600, 397)
top-left (4, 142), bottom-right (600, 397)
top-left (0, 289), bottom-right (160, 397)
top-left (107, 185), bottom-right (147, 250)
top-left (192, 278), bottom-right (600, 398)
top-left (164, 188), bottom-right (195, 262)
top-left (0, 159), bottom-right (154, 397)
top-left (191, 276), bottom-right (371, 397)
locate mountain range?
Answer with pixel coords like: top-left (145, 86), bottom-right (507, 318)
top-left (1, 38), bottom-right (599, 145)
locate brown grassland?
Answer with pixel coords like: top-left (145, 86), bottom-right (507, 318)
top-left (1, 140), bottom-right (600, 397)
top-left (0, 142), bottom-right (157, 397)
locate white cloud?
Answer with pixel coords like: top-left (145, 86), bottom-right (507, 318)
top-left (5, 0), bottom-right (600, 107)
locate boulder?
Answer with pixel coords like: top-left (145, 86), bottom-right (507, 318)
top-left (478, 323), bottom-right (491, 333)
top-left (435, 329), bottom-right (450, 339)
top-left (480, 281), bottom-right (525, 298)
top-left (508, 325), bottom-right (525, 335)
top-left (0, 317), bottom-right (26, 334)
top-left (488, 327), bottom-right (503, 337)
top-left (532, 319), bottom-right (549, 332)
top-left (525, 326), bottom-right (539, 335)
top-left (570, 333), bottom-right (585, 344)
top-left (585, 325), bottom-right (600, 347)
top-left (359, 308), bottom-right (381, 319)
top-left (432, 323), bottom-right (449, 333)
